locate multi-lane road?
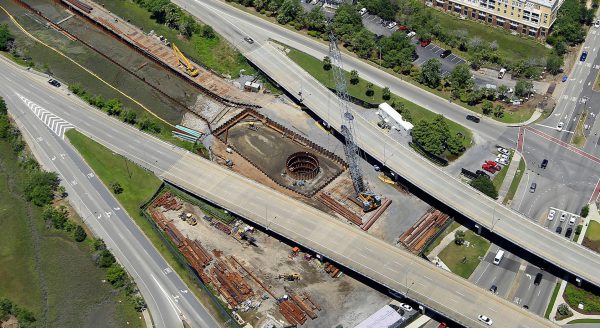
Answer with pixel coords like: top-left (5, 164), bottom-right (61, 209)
top-left (0, 48), bottom-right (556, 327)
top-left (0, 56), bottom-right (220, 328)
top-left (172, 0), bottom-right (600, 290)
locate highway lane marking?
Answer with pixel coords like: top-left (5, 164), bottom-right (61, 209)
top-left (16, 93), bottom-right (74, 138)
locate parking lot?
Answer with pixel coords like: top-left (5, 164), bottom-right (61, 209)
top-left (361, 13), bottom-right (398, 36)
top-left (414, 43), bottom-right (468, 76)
top-left (543, 207), bottom-right (581, 241)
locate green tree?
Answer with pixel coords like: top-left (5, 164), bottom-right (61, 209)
top-left (178, 15), bottom-right (197, 38)
top-left (349, 28), bottom-right (376, 59)
top-left (0, 97), bottom-right (7, 115)
top-left (98, 249), bottom-right (116, 268)
top-left (23, 171), bottom-right (60, 206)
top-left (482, 100), bottom-right (493, 116)
top-left (493, 104), bottom-right (504, 118)
top-left (331, 4), bottom-right (363, 42)
top-left (0, 24), bottom-right (14, 51)
top-left (57, 185), bottom-right (66, 199)
top-left (546, 54), bottom-right (564, 75)
top-left (497, 85), bottom-right (509, 99)
top-left (446, 135), bottom-right (464, 155)
top-left (164, 4), bottom-right (181, 29)
top-left (322, 56), bottom-right (332, 71)
top-left (350, 69), bottom-right (360, 85)
top-left (470, 176), bottom-right (498, 199)
top-left (121, 110), bottom-right (138, 124)
top-left (449, 64), bottom-right (472, 90)
top-left (515, 80), bottom-right (533, 98)
top-left (454, 230), bottom-right (465, 245)
top-left (411, 115), bottom-right (451, 156)
top-left (104, 98), bottom-right (122, 116)
top-left (419, 58), bottom-right (442, 88)
top-left (73, 225), bottom-right (87, 242)
top-left (93, 239), bottom-right (107, 251)
top-left (382, 87), bottom-right (391, 100)
top-left (138, 118), bottom-right (161, 133)
top-left (110, 181), bottom-right (124, 194)
top-left (106, 264), bottom-right (127, 287)
top-left (581, 204), bottom-right (590, 217)
top-left (200, 25), bottom-right (216, 39)
top-left (277, 0), bottom-right (302, 24)
top-left (305, 7), bottom-right (326, 31)
top-left (366, 82), bottom-right (374, 97)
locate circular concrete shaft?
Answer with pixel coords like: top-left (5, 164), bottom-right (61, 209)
top-left (286, 152), bottom-right (320, 180)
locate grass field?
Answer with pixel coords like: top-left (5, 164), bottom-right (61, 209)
top-left (545, 282), bottom-right (561, 319)
top-left (0, 140), bottom-right (141, 328)
top-left (567, 318), bottom-right (600, 323)
top-left (503, 157), bottom-right (525, 205)
top-left (492, 149), bottom-right (514, 190)
top-left (572, 112), bottom-right (588, 148)
top-left (583, 221), bottom-right (600, 253)
top-left (285, 47), bottom-right (473, 149)
top-left (438, 230), bottom-right (490, 279)
top-left (564, 282), bottom-right (600, 314)
top-left (430, 10), bottom-right (550, 66)
top-left (65, 129), bottom-right (227, 325)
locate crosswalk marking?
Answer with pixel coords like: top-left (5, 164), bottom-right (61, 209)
top-left (17, 93), bottom-right (74, 139)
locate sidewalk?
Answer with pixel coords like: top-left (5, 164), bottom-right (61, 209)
top-left (405, 314), bottom-right (431, 328)
top-left (497, 151), bottom-right (522, 202)
top-left (426, 226), bottom-right (466, 259)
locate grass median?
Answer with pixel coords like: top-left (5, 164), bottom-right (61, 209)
top-left (492, 149), bottom-right (514, 191)
top-left (583, 220), bottom-right (600, 253)
top-left (438, 230), bottom-right (490, 279)
top-left (503, 157), bottom-right (525, 205)
top-left (65, 129), bottom-right (228, 326)
top-left (285, 46), bottom-right (473, 150)
top-left (545, 282), bottom-right (561, 319)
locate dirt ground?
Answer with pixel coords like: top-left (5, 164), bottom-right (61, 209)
top-left (163, 201), bottom-right (390, 328)
top-left (219, 120), bottom-right (345, 196)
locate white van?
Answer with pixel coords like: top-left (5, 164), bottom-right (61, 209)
top-left (498, 68), bottom-right (506, 79)
top-left (493, 249), bottom-right (505, 265)
top-left (359, 8), bottom-right (367, 16)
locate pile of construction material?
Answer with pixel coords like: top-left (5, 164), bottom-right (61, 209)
top-left (323, 262), bottom-right (342, 278)
top-left (398, 208), bottom-right (450, 253)
top-left (209, 255), bottom-right (255, 307)
top-left (153, 192), bottom-right (182, 211)
top-left (317, 192), bottom-right (362, 225)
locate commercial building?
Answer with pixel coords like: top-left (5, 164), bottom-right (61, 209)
top-left (429, 0), bottom-right (565, 38)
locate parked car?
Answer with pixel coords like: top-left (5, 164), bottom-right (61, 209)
top-left (556, 226), bottom-right (563, 234)
top-left (534, 273), bottom-right (543, 285)
top-left (48, 79), bottom-right (61, 87)
top-left (560, 212), bottom-right (567, 222)
top-left (529, 182), bottom-right (537, 193)
top-left (478, 315), bottom-right (493, 326)
top-left (399, 25), bottom-right (408, 31)
top-left (440, 49), bottom-right (452, 58)
top-left (547, 209), bottom-right (555, 221)
top-left (569, 215), bottom-right (577, 225)
top-left (438, 323), bottom-right (448, 328)
top-left (595, 20), bottom-right (600, 28)
top-left (541, 159), bottom-right (548, 169)
top-left (565, 227), bottom-right (573, 238)
top-left (387, 22), bottom-right (397, 29)
top-left (489, 285), bottom-right (498, 293)
top-left (406, 31), bottom-right (416, 38)
top-left (420, 39), bottom-right (431, 47)
top-left (476, 170), bottom-right (490, 179)
top-left (497, 147), bottom-right (510, 155)
top-left (580, 51), bottom-right (588, 62)
top-left (466, 115), bottom-right (480, 123)
top-left (497, 158), bottom-right (509, 166)
top-left (562, 75), bottom-right (568, 82)
top-left (359, 7), bottom-right (367, 15)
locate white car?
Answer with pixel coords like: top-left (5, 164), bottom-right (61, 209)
top-left (595, 20), bottom-right (600, 28)
top-left (387, 22), bottom-right (397, 29)
top-left (497, 153), bottom-right (509, 160)
top-left (497, 147), bottom-right (510, 155)
top-left (478, 315), bottom-right (493, 325)
top-left (400, 303), bottom-right (413, 311)
top-left (407, 31), bottom-right (416, 38)
top-left (359, 7), bottom-right (367, 16)
top-left (557, 122), bottom-right (564, 131)
top-left (547, 209), bottom-right (555, 221)
top-left (569, 215), bottom-right (577, 225)
top-left (560, 212), bottom-right (567, 222)
top-left (497, 158), bottom-right (509, 166)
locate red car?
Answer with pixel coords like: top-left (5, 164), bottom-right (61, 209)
top-left (420, 39), bottom-right (431, 47)
top-left (399, 25), bottom-right (408, 31)
top-left (438, 323), bottom-right (448, 328)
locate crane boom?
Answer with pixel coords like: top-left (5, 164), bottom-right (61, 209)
top-left (328, 33), bottom-right (381, 211)
top-left (172, 44), bottom-right (199, 77)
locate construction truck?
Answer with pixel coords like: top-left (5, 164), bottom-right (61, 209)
top-left (172, 44), bottom-right (199, 77)
top-left (357, 191), bottom-right (382, 212)
top-left (278, 273), bottom-right (300, 281)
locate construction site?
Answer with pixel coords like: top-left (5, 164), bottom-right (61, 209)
top-left (3, 0), bottom-right (461, 326)
top-left (145, 189), bottom-right (390, 328)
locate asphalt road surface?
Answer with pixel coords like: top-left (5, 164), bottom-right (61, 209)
top-left (174, 0), bottom-right (600, 288)
top-left (0, 57), bottom-right (220, 328)
top-left (0, 52), bottom-right (555, 328)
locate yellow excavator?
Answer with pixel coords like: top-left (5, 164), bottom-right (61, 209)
top-left (172, 44), bottom-right (199, 77)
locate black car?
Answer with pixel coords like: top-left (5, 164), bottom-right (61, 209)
top-left (476, 170), bottom-right (490, 179)
top-left (556, 226), bottom-right (563, 234)
top-left (466, 115), bottom-right (480, 123)
top-left (440, 49), bottom-right (452, 58)
top-left (244, 37), bottom-right (254, 44)
top-left (541, 159), bottom-right (548, 169)
top-left (565, 227), bottom-right (573, 238)
top-left (523, 305), bottom-right (529, 309)
top-left (48, 79), bottom-right (61, 87)
top-left (534, 273), bottom-right (543, 285)
top-left (489, 285), bottom-right (498, 293)
top-left (529, 183), bottom-right (537, 193)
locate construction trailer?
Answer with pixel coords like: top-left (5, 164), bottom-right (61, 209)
top-left (377, 102), bottom-right (413, 136)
